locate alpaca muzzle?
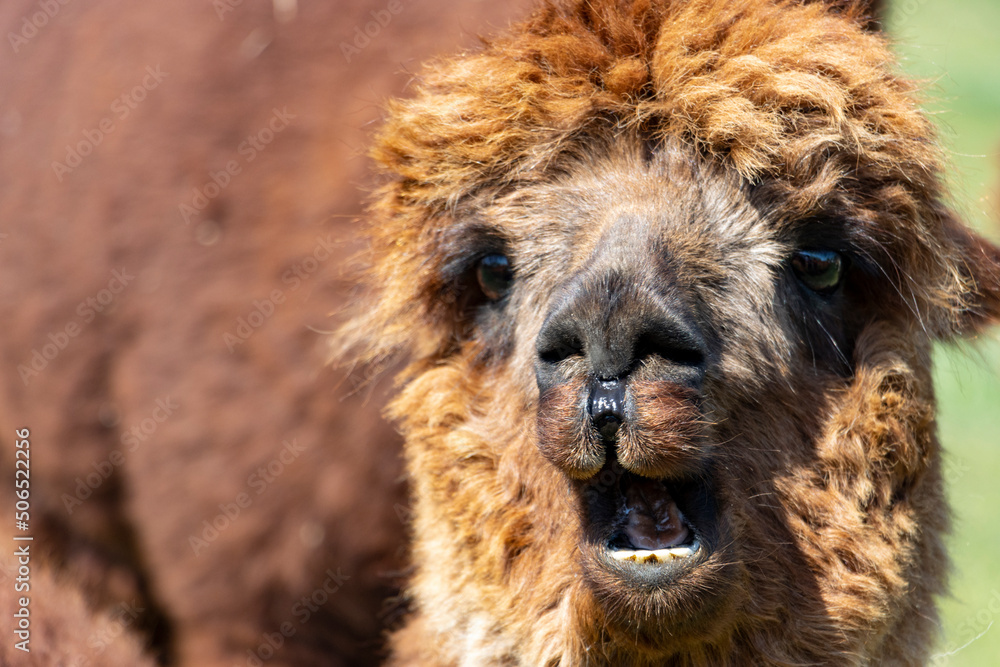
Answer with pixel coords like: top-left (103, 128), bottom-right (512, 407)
top-left (533, 263), bottom-right (725, 591)
top-left (534, 263), bottom-right (712, 479)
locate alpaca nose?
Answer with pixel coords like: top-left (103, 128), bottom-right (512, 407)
top-left (535, 272), bottom-right (707, 400)
top-left (588, 378), bottom-right (626, 441)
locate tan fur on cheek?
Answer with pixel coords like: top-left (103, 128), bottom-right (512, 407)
top-left (772, 323), bottom-right (946, 658)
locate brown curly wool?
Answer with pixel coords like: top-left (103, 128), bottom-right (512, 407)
top-left (342, 0), bottom-right (1000, 665)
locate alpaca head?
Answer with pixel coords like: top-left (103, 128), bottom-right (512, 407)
top-left (341, 0), bottom-right (1000, 662)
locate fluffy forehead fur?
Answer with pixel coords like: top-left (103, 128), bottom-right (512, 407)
top-left (339, 0), bottom-right (1000, 665)
top-left (343, 0), bottom-right (998, 365)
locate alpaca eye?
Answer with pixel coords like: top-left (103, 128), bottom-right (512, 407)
top-left (791, 249), bottom-right (844, 295)
top-left (476, 254), bottom-right (513, 301)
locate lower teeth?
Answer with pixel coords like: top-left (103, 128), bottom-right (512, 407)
top-left (609, 539), bottom-right (700, 564)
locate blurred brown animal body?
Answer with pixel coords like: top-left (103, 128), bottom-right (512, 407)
top-left (343, 0), bottom-right (1000, 664)
top-left (0, 1), bottom-right (529, 665)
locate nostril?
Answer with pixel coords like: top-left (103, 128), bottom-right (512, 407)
top-left (538, 335), bottom-right (584, 365)
top-left (634, 330), bottom-right (705, 368)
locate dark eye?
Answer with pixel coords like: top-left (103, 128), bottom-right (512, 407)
top-left (476, 254), bottom-right (513, 301)
top-left (791, 249), bottom-right (844, 295)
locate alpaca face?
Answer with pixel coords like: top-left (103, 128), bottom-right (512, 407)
top-left (525, 139), bottom-right (808, 632)
top-left (353, 0), bottom-right (1000, 661)
top-left (422, 133), bottom-right (929, 649)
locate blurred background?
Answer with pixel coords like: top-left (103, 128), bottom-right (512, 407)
top-left (0, 1), bottom-right (995, 665)
top-left (0, 1), bottom-right (529, 664)
top-left (885, 1), bottom-right (1000, 664)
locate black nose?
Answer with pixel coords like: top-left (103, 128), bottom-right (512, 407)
top-left (535, 271), bottom-right (707, 394)
top-left (589, 378), bottom-right (625, 441)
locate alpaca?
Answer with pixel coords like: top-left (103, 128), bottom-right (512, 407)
top-left (340, 0), bottom-right (1000, 664)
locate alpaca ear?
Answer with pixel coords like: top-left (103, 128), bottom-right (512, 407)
top-left (853, 0), bottom-right (885, 30)
top-left (809, 0), bottom-right (885, 31)
top-left (945, 214), bottom-right (1000, 336)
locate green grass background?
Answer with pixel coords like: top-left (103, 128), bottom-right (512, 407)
top-left (885, 0), bottom-right (1000, 663)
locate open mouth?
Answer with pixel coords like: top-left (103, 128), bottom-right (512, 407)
top-left (572, 454), bottom-right (741, 639)
top-left (578, 460), bottom-right (717, 577)
top-left (606, 473), bottom-right (701, 564)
